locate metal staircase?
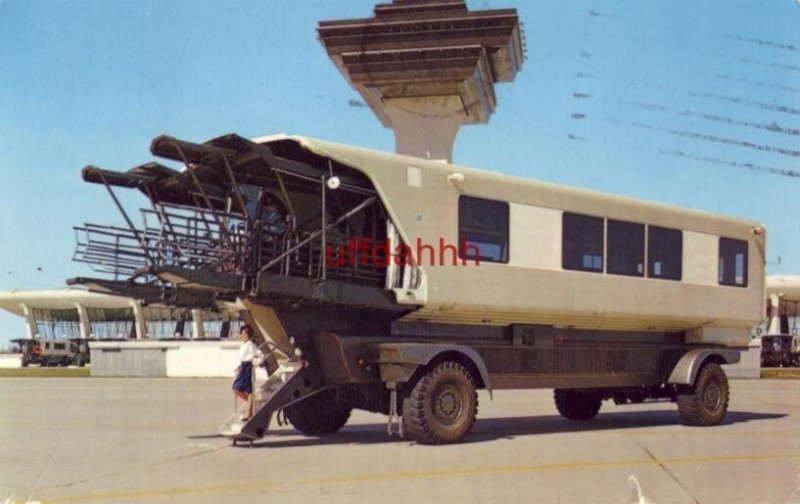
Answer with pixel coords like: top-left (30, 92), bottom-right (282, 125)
top-left (219, 360), bottom-right (319, 446)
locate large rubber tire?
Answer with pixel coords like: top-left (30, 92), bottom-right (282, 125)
top-left (402, 361), bottom-right (478, 445)
top-left (554, 389), bottom-right (602, 420)
top-left (284, 389), bottom-right (352, 435)
top-left (677, 362), bottom-right (729, 426)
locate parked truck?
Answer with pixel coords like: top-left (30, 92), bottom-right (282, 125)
top-left (69, 133), bottom-right (764, 444)
top-left (12, 337), bottom-right (90, 367)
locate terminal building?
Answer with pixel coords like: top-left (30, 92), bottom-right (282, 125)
top-left (0, 289), bottom-right (243, 376)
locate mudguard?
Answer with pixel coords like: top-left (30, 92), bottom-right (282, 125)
top-left (377, 343), bottom-right (492, 392)
top-left (667, 348), bottom-right (741, 385)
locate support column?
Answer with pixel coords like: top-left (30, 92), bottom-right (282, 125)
top-left (20, 303), bottom-right (37, 339)
top-left (767, 293), bottom-right (781, 335)
top-left (75, 303), bottom-right (91, 339)
top-left (383, 96), bottom-right (467, 161)
top-left (191, 309), bottom-right (204, 340)
top-left (130, 300), bottom-right (147, 340)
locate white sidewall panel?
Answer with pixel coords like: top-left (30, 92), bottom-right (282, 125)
top-left (683, 231), bottom-right (718, 286)
top-left (509, 203), bottom-right (562, 271)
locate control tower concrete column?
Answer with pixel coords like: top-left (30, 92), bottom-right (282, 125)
top-left (318, 0), bottom-right (524, 162)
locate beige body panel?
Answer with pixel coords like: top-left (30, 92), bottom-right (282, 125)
top-left (256, 135), bottom-right (766, 345)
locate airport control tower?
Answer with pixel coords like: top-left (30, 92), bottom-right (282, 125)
top-left (318, 0), bottom-right (524, 161)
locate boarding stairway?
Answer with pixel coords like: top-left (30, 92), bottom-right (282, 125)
top-left (219, 360), bottom-right (319, 445)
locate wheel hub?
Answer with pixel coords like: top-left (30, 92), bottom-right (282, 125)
top-left (434, 385), bottom-right (463, 424)
top-left (703, 381), bottom-right (721, 410)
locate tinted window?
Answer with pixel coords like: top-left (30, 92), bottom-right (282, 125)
top-left (648, 226), bottom-right (682, 281)
top-left (719, 237), bottom-right (748, 287)
top-left (458, 196), bottom-right (509, 263)
top-left (608, 219), bottom-right (644, 277)
top-left (563, 213), bottom-right (604, 272)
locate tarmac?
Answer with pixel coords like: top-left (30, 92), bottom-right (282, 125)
top-left (1, 377), bottom-right (798, 504)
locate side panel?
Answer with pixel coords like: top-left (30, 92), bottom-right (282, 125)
top-left (683, 231), bottom-right (718, 286)
top-left (472, 344), bottom-right (687, 389)
top-left (508, 204), bottom-right (562, 271)
top-left (312, 327), bottom-right (738, 391)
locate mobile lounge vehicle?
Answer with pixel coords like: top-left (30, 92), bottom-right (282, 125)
top-left (69, 133), bottom-right (764, 444)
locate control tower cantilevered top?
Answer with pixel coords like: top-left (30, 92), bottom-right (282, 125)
top-left (318, 0), bottom-right (524, 161)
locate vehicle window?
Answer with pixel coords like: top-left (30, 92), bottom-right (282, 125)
top-left (458, 196), bottom-right (509, 263)
top-left (719, 237), bottom-right (748, 287)
top-left (563, 212), bottom-right (603, 272)
top-left (648, 226), bottom-right (682, 281)
top-left (607, 219), bottom-right (644, 277)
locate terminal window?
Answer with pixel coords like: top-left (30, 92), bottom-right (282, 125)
top-left (563, 212), bottom-right (604, 272)
top-left (719, 237), bottom-right (748, 287)
top-left (458, 196), bottom-right (509, 263)
top-left (648, 226), bottom-right (682, 281)
top-left (607, 219), bottom-right (645, 277)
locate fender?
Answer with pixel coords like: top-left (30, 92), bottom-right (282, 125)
top-left (377, 342), bottom-right (492, 393)
top-left (667, 348), bottom-right (741, 385)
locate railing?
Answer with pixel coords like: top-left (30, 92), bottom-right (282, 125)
top-left (141, 203), bottom-right (251, 274)
top-left (73, 224), bottom-right (159, 279)
top-left (268, 235), bottom-right (387, 287)
top-left (74, 203), bottom-right (251, 279)
top-left (74, 203), bottom-right (387, 289)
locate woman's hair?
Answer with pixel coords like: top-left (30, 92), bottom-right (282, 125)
top-left (240, 324), bottom-right (254, 340)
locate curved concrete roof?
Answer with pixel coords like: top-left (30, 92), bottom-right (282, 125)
top-left (0, 289), bottom-right (134, 316)
top-left (766, 276), bottom-right (800, 302)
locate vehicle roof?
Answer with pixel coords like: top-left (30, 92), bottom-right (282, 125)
top-left (255, 134), bottom-right (763, 237)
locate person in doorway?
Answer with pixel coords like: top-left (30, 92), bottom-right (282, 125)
top-left (262, 199), bottom-right (288, 239)
top-left (232, 324), bottom-right (264, 421)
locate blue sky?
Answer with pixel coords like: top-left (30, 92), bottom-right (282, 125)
top-left (0, 0), bottom-right (799, 345)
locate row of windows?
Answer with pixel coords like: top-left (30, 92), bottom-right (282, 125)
top-left (457, 196), bottom-right (749, 288)
top-left (562, 212), bottom-right (685, 281)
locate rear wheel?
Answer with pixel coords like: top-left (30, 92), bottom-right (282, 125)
top-left (284, 389), bottom-right (352, 435)
top-left (677, 362), bottom-right (729, 426)
top-left (402, 361), bottom-right (478, 444)
top-left (554, 389), bottom-right (602, 420)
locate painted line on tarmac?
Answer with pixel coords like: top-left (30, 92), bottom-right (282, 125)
top-left (42, 452), bottom-right (800, 503)
top-left (617, 428), bottom-right (800, 436)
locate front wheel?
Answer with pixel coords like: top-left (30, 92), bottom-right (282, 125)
top-left (402, 361), bottom-right (478, 445)
top-left (677, 362), bottom-right (729, 426)
top-left (284, 389), bottom-right (352, 435)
